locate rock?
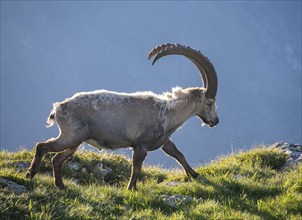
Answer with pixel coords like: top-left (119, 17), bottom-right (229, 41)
top-left (270, 142), bottom-right (286, 150)
top-left (0, 177), bottom-right (29, 194)
top-left (270, 142), bottom-right (302, 169)
top-left (161, 181), bottom-right (181, 187)
top-left (13, 161), bottom-right (30, 172)
top-left (283, 158), bottom-right (297, 168)
top-left (82, 167), bottom-right (88, 174)
top-left (69, 162), bottom-right (80, 170)
top-left (234, 174), bottom-right (243, 180)
top-left (273, 142), bottom-right (302, 152)
top-left (290, 151), bottom-right (301, 160)
top-left (91, 163), bottom-right (112, 179)
top-left (102, 167), bottom-right (112, 178)
top-left (296, 154), bottom-right (302, 162)
top-left (91, 164), bottom-right (102, 177)
top-left (296, 146), bottom-right (302, 152)
top-left (71, 178), bottom-right (80, 184)
top-left (160, 194), bottom-right (198, 207)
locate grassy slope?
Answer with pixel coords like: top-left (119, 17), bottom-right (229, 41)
top-left (0, 145), bottom-right (301, 220)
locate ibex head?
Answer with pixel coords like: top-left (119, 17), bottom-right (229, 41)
top-left (148, 43), bottom-right (219, 128)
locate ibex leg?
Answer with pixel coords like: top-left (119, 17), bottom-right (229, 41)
top-left (26, 136), bottom-right (82, 180)
top-left (162, 139), bottom-right (199, 178)
top-left (127, 147), bottom-right (147, 190)
top-left (51, 146), bottom-right (78, 189)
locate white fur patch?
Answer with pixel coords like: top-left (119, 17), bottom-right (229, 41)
top-left (118, 87), bottom-right (188, 100)
top-left (64, 86), bottom-right (193, 103)
top-left (57, 86), bottom-right (201, 114)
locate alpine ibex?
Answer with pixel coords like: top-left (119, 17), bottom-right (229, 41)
top-left (26, 43), bottom-right (219, 190)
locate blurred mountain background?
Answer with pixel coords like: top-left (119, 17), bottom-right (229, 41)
top-left (1, 1), bottom-right (301, 167)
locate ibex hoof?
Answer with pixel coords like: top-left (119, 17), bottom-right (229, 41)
top-left (25, 170), bottom-right (36, 179)
top-left (192, 172), bottom-right (199, 179)
top-left (56, 185), bottom-right (66, 190)
top-left (54, 183), bottom-right (66, 190)
top-left (127, 185), bottom-right (137, 191)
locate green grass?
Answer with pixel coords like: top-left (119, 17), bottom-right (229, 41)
top-left (0, 145), bottom-right (301, 219)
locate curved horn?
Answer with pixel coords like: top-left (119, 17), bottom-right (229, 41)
top-left (148, 43), bottom-right (218, 98)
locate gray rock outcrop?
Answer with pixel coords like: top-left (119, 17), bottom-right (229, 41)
top-left (270, 142), bottom-right (302, 169)
top-left (0, 177), bottom-right (29, 194)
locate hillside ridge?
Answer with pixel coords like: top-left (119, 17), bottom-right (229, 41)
top-left (0, 142), bottom-right (301, 219)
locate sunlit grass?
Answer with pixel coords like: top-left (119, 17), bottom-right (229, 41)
top-left (0, 145), bottom-right (301, 219)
